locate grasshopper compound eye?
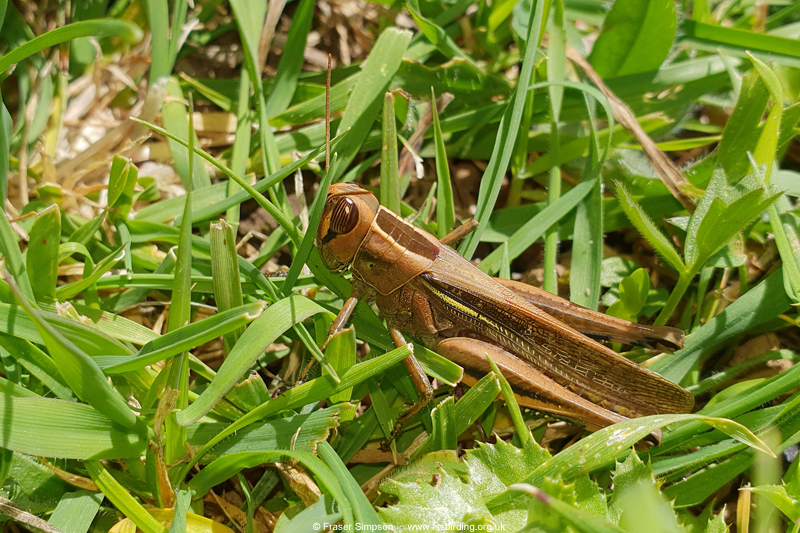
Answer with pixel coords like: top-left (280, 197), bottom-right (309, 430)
top-left (330, 197), bottom-right (359, 234)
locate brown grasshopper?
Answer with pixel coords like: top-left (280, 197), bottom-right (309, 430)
top-left (315, 182), bottom-right (693, 444)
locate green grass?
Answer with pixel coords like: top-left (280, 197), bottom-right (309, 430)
top-left (1, 0), bottom-right (800, 531)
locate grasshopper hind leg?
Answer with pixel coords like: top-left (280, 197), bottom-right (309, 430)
top-left (436, 337), bottom-right (662, 447)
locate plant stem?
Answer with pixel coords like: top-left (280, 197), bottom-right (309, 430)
top-left (656, 272), bottom-right (693, 326)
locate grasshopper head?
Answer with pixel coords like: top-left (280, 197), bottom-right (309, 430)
top-left (316, 183), bottom-right (380, 272)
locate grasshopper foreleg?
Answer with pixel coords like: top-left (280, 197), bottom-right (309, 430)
top-left (321, 282), bottom-right (372, 350)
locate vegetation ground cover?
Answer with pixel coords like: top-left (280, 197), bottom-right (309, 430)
top-left (1, 0), bottom-right (800, 531)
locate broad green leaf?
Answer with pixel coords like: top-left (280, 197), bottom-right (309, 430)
top-left (607, 268), bottom-right (649, 322)
top-left (382, 459), bottom-right (508, 531)
top-left (745, 483), bottom-right (800, 522)
top-left (381, 440), bottom-right (546, 531)
top-left (333, 28), bottom-right (411, 177)
top-left (718, 70), bottom-right (769, 181)
top-left (589, 0), bottom-right (677, 78)
top-left (689, 189), bottom-right (779, 270)
top-left (512, 484), bottom-right (627, 533)
top-left (684, 172), bottom-right (779, 271)
top-left (49, 490), bottom-right (104, 533)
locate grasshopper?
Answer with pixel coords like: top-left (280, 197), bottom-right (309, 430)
top-left (315, 182), bottom-right (693, 444)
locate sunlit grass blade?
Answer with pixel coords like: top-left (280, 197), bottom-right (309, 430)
top-left (488, 414), bottom-right (773, 511)
top-left (163, 79), bottom-right (211, 189)
top-left (380, 92), bottom-right (401, 215)
top-left (130, 118), bottom-right (298, 242)
top-left (210, 221), bottom-right (246, 354)
top-left (0, 214), bottom-right (33, 301)
top-left (0, 19), bottom-right (143, 75)
top-left (0, 383), bottom-right (146, 459)
top-left (680, 19), bottom-right (800, 60)
top-left (162, 95), bottom-right (198, 465)
top-left (318, 441), bottom-right (383, 526)
top-left (55, 244), bottom-right (124, 300)
top-left (0, 93), bottom-right (10, 205)
top-left (511, 484), bottom-right (627, 533)
top-left (188, 450), bottom-right (353, 527)
top-left (325, 326), bottom-right (356, 407)
top-left (0, 332), bottom-right (74, 400)
top-left (651, 267), bottom-right (791, 383)
top-left (487, 354), bottom-right (530, 447)
top-left (478, 178), bottom-right (595, 275)
top-left (282, 153), bottom-right (339, 296)
top-left (542, 0), bottom-right (566, 295)
top-left (431, 88), bottom-right (454, 239)
top-left (459, 0), bottom-right (546, 259)
top-left (26, 204), bottom-right (60, 299)
top-left (179, 343), bottom-right (413, 478)
top-left (0, 299), bottom-right (131, 355)
top-left (194, 404), bottom-right (347, 462)
top-left (615, 183), bottom-right (686, 274)
top-left (5, 276), bottom-right (138, 429)
top-left (333, 28), bottom-right (411, 177)
top-left (97, 302), bottom-right (265, 374)
top-left (176, 295), bottom-right (328, 426)
top-left (85, 461), bottom-right (167, 533)
top-left (227, 71), bottom-right (251, 225)
top-left (264, 0), bottom-right (314, 117)
top-left (406, 0), bottom-right (479, 69)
